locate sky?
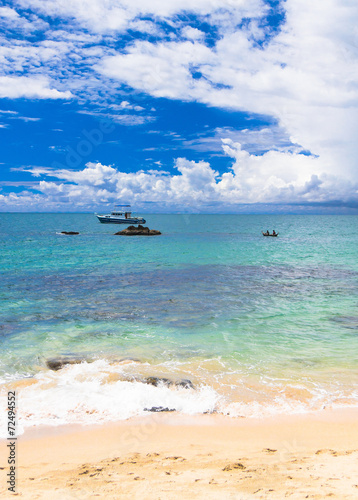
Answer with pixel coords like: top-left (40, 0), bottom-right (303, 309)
top-left (0, 0), bottom-right (358, 213)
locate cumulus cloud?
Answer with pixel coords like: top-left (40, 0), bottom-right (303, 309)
top-left (0, 76), bottom-right (72, 99)
top-left (217, 140), bottom-right (329, 203)
top-left (181, 26), bottom-right (206, 42)
top-left (0, 7), bottom-right (20, 20)
top-left (99, 40), bottom-right (214, 99)
top-left (1, 0), bottom-right (264, 100)
top-left (15, 0), bottom-right (262, 33)
top-left (96, 0), bottom-right (358, 184)
top-left (2, 140), bottom-right (356, 211)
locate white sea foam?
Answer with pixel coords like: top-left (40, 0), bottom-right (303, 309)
top-left (1, 359), bottom-right (358, 438)
top-left (0, 360), bottom-right (220, 437)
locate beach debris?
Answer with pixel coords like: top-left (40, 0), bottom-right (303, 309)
top-left (114, 225), bottom-right (161, 236)
top-left (46, 356), bottom-right (89, 371)
top-left (144, 406), bottom-right (176, 412)
top-left (315, 449), bottom-right (338, 456)
top-left (222, 462), bottom-right (246, 471)
top-left (60, 231), bottom-right (79, 235)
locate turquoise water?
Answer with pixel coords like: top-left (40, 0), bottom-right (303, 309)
top-left (1, 214), bottom-right (358, 431)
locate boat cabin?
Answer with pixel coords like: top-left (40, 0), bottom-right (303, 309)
top-left (112, 210), bottom-right (132, 219)
top-left (111, 204), bottom-right (133, 218)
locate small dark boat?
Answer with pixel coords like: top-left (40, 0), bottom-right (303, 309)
top-left (262, 231), bottom-right (278, 237)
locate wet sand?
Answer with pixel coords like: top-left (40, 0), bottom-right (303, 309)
top-left (1, 409), bottom-right (358, 499)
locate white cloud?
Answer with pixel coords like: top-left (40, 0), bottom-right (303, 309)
top-left (1, 0), bottom-right (357, 209)
top-left (0, 39), bottom-right (60, 74)
top-left (217, 140), bottom-right (326, 203)
top-left (181, 126), bottom-right (299, 155)
top-left (109, 114), bottom-right (155, 125)
top-left (99, 40), bottom-right (213, 99)
top-left (0, 110), bottom-right (18, 115)
top-left (128, 19), bottom-right (162, 35)
top-left (111, 101), bottom-right (145, 111)
top-left (15, 0), bottom-right (262, 33)
top-left (10, 116), bottom-right (41, 122)
top-left (94, 0), bottom-right (358, 187)
top-left (0, 6), bottom-right (47, 32)
top-left (170, 158), bottom-right (218, 202)
top-left (0, 7), bottom-right (20, 20)
top-left (3, 141), bottom-right (356, 211)
top-left (0, 181), bottom-right (43, 187)
top-left (77, 109), bottom-right (155, 126)
top-left (181, 26), bottom-right (205, 41)
top-left (0, 76), bottom-right (72, 99)
top-left (0, 20), bottom-right (108, 100)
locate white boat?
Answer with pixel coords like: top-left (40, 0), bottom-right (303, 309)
top-left (96, 205), bottom-right (146, 225)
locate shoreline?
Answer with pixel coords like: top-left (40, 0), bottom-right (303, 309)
top-left (15, 405), bottom-right (358, 440)
top-left (2, 408), bottom-right (358, 499)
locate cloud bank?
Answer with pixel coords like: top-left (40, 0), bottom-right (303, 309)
top-left (2, 141), bottom-right (357, 211)
top-left (0, 0), bottom-right (358, 210)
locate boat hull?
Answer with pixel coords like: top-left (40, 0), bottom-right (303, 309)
top-left (97, 215), bottom-right (146, 224)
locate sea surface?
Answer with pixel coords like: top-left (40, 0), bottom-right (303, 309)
top-left (1, 213), bottom-right (358, 435)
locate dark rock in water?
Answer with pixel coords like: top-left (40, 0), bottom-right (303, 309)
top-left (46, 356), bottom-right (87, 371)
top-left (175, 379), bottom-right (195, 389)
top-left (330, 315), bottom-right (358, 330)
top-left (143, 376), bottom-right (194, 389)
top-left (61, 231), bottom-right (79, 235)
top-left (145, 376), bottom-right (172, 387)
top-left (144, 407), bottom-right (176, 412)
top-left (115, 225), bottom-right (161, 236)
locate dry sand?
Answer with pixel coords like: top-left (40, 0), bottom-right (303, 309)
top-left (1, 409), bottom-right (358, 499)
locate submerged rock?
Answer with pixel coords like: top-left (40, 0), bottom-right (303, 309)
top-left (115, 225), bottom-right (161, 236)
top-left (330, 315), bottom-right (358, 330)
top-left (46, 356), bottom-right (88, 371)
top-left (144, 376), bottom-right (194, 389)
top-left (175, 379), bottom-right (195, 389)
top-left (61, 231), bottom-right (79, 235)
top-left (144, 407), bottom-right (176, 412)
top-left (145, 376), bottom-right (172, 387)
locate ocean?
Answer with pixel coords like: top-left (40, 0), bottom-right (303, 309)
top-left (1, 213), bottom-right (358, 435)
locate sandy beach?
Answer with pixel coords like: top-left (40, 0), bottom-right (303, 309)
top-left (1, 408), bottom-right (358, 499)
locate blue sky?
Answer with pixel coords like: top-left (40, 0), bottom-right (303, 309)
top-left (0, 0), bottom-right (357, 213)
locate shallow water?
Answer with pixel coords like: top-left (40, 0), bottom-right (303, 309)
top-left (1, 213), bottom-right (358, 434)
